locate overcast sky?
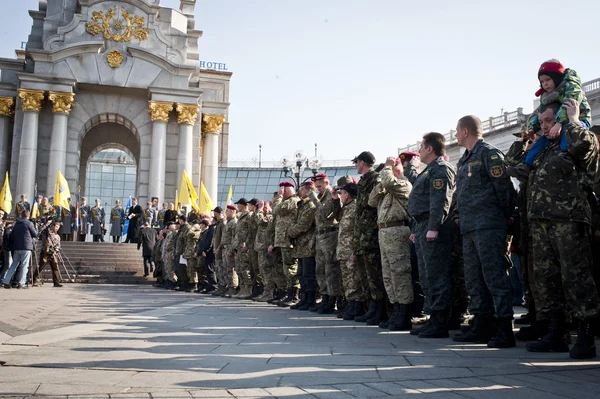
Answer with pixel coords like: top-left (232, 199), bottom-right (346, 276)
top-left (2, 0), bottom-right (600, 164)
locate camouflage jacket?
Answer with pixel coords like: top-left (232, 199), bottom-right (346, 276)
top-left (273, 194), bottom-right (300, 248)
top-left (528, 122), bottom-right (598, 224)
top-left (232, 211), bottom-right (252, 249)
top-left (354, 170), bottom-right (380, 254)
top-left (254, 210), bottom-right (272, 251)
top-left (407, 157), bottom-right (456, 231)
top-left (212, 217), bottom-right (226, 252)
top-left (220, 216), bottom-right (237, 250)
top-left (456, 139), bottom-right (516, 234)
top-left (152, 237), bottom-right (163, 264)
top-left (337, 199), bottom-right (357, 261)
top-left (264, 214), bottom-right (276, 248)
top-left (175, 223), bottom-right (190, 256)
top-left (183, 224), bottom-right (201, 259)
top-left (307, 188), bottom-right (337, 230)
top-left (528, 68), bottom-right (592, 133)
top-left (247, 211), bottom-right (259, 246)
top-left (369, 166), bottom-right (412, 225)
top-left (162, 231), bottom-right (175, 261)
top-left (288, 198), bottom-right (317, 258)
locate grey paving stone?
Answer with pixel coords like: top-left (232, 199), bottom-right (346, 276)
top-left (363, 382), bottom-right (405, 396)
top-left (331, 383), bottom-right (391, 397)
top-left (189, 389), bottom-right (234, 398)
top-left (300, 387), bottom-right (357, 399)
top-left (227, 388), bottom-right (273, 397)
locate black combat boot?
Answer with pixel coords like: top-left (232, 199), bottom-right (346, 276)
top-left (318, 295), bottom-right (337, 314)
top-left (335, 296), bottom-right (347, 316)
top-left (310, 295), bottom-right (329, 313)
top-left (298, 291), bottom-right (316, 311)
top-left (343, 300), bottom-right (363, 321)
top-left (526, 311), bottom-right (569, 353)
top-left (340, 300), bottom-right (355, 319)
top-left (290, 290), bottom-right (307, 310)
top-left (515, 319), bottom-right (549, 341)
top-left (452, 314), bottom-right (495, 343)
top-left (355, 300), bottom-right (377, 323)
top-left (366, 300), bottom-right (388, 326)
top-left (279, 287), bottom-right (299, 307)
top-left (268, 289), bottom-right (286, 304)
top-left (448, 302), bottom-right (468, 330)
top-left (487, 317), bottom-right (516, 348)
top-left (186, 283), bottom-right (197, 293)
top-left (274, 288), bottom-right (293, 306)
top-left (389, 304), bottom-right (412, 331)
top-left (570, 319), bottom-right (597, 359)
top-left (419, 309), bottom-right (450, 338)
top-left (410, 317), bottom-right (431, 336)
top-left (380, 303), bottom-right (400, 329)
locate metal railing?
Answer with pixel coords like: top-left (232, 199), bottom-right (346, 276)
top-left (219, 159), bottom-right (354, 169)
top-left (583, 78), bottom-right (600, 94)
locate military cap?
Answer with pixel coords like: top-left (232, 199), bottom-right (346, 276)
top-left (340, 183), bottom-right (358, 197)
top-left (212, 206), bottom-right (223, 213)
top-left (591, 125), bottom-right (600, 135)
top-left (199, 219), bottom-right (210, 227)
top-left (248, 198), bottom-right (259, 205)
top-left (311, 173), bottom-right (328, 181)
top-left (301, 181), bottom-right (314, 187)
top-left (336, 175), bottom-right (357, 187)
top-left (235, 198), bottom-right (248, 205)
top-left (279, 181), bottom-right (294, 188)
top-left (226, 204), bottom-right (237, 211)
top-left (399, 151), bottom-right (419, 161)
top-left (351, 151), bottom-right (376, 165)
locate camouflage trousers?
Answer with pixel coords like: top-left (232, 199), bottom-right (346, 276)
top-left (267, 248), bottom-right (288, 290)
top-left (258, 249), bottom-right (274, 290)
top-left (215, 252), bottom-right (226, 288)
top-left (316, 230), bottom-right (341, 296)
top-left (522, 236), bottom-right (548, 321)
top-left (462, 229), bottom-right (513, 319)
top-left (249, 248), bottom-right (261, 286)
top-left (413, 220), bottom-right (452, 311)
top-left (162, 255), bottom-right (176, 282)
top-left (531, 220), bottom-right (600, 320)
top-left (450, 223), bottom-right (469, 311)
top-left (339, 257), bottom-right (366, 301)
top-left (186, 256), bottom-right (200, 284)
top-left (356, 250), bottom-right (385, 301)
top-left (279, 247), bottom-right (299, 289)
top-left (224, 247), bottom-right (239, 288)
top-left (234, 249), bottom-right (252, 286)
top-left (379, 225), bottom-right (413, 304)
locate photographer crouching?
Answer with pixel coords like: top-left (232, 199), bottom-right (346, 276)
top-left (32, 220), bottom-right (63, 288)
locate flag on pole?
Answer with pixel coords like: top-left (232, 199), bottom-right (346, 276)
top-left (31, 183), bottom-right (39, 219)
top-left (0, 172), bottom-right (12, 214)
top-left (199, 182), bottom-right (214, 215)
top-left (122, 195), bottom-right (132, 237)
top-left (178, 170), bottom-right (199, 211)
top-left (53, 170), bottom-right (71, 209)
top-left (225, 185), bottom-right (233, 207)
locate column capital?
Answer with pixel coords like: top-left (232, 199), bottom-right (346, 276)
top-left (175, 103), bottom-right (200, 125)
top-left (148, 100), bottom-right (173, 122)
top-left (201, 113), bottom-right (225, 134)
top-left (48, 91), bottom-right (75, 115)
top-left (18, 89), bottom-right (44, 112)
top-left (0, 96), bottom-right (15, 117)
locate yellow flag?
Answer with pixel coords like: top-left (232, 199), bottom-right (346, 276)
top-left (53, 170), bottom-right (71, 209)
top-left (175, 190), bottom-right (179, 210)
top-left (31, 202), bottom-right (39, 220)
top-left (179, 170), bottom-right (199, 211)
top-left (199, 182), bottom-right (214, 215)
top-left (225, 185), bottom-right (233, 207)
top-left (0, 172), bottom-right (12, 214)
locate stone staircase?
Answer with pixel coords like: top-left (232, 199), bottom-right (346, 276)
top-left (39, 242), bottom-right (152, 284)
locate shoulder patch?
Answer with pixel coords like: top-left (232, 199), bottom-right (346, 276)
top-left (490, 165), bottom-right (504, 177)
top-left (432, 179), bottom-right (444, 189)
top-left (490, 154), bottom-right (499, 160)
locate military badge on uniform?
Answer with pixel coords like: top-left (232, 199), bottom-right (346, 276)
top-left (432, 179), bottom-right (444, 189)
top-left (490, 165), bottom-right (504, 177)
top-left (490, 154), bottom-right (499, 160)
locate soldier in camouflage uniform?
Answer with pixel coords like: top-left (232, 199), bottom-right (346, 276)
top-left (352, 151), bottom-right (387, 325)
top-left (269, 182), bottom-right (300, 305)
top-left (161, 224), bottom-right (177, 288)
top-left (152, 230), bottom-right (165, 287)
top-left (211, 207), bottom-right (227, 296)
top-left (306, 174), bottom-right (341, 314)
top-left (247, 198), bottom-right (262, 297)
top-left (254, 201), bottom-right (276, 302)
top-left (221, 205), bottom-right (239, 297)
top-left (183, 222), bottom-right (202, 292)
top-left (526, 101), bottom-right (600, 359)
top-left (174, 216), bottom-right (191, 291)
top-left (407, 134), bottom-right (456, 338)
top-left (232, 198), bottom-right (254, 299)
top-left (265, 193), bottom-right (288, 303)
top-left (452, 115), bottom-right (516, 349)
top-left (369, 156), bottom-right (413, 331)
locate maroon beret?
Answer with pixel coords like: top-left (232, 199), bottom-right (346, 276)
top-left (301, 181), bottom-right (314, 187)
top-left (311, 173), bottom-right (328, 181)
top-left (279, 181), bottom-right (295, 188)
top-left (399, 151), bottom-right (420, 160)
top-left (226, 204), bottom-right (237, 211)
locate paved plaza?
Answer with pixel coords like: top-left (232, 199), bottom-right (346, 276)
top-left (1, 285), bottom-right (600, 398)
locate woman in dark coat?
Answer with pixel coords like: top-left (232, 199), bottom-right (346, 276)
top-left (137, 223), bottom-right (157, 276)
top-left (125, 197), bottom-right (143, 244)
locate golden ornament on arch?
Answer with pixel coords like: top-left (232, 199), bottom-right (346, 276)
top-left (107, 50), bottom-right (124, 68)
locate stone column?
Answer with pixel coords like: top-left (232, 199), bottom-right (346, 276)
top-left (201, 114), bottom-right (225, 205)
top-left (175, 103), bottom-right (199, 185)
top-left (148, 101), bottom-right (173, 205)
top-left (46, 92), bottom-right (75, 196)
top-left (16, 89), bottom-right (44, 200)
top-left (0, 97), bottom-right (14, 179)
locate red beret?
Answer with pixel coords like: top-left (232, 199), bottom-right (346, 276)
top-left (311, 173), bottom-right (328, 181)
top-left (226, 205), bottom-right (237, 211)
top-left (279, 181), bottom-right (294, 188)
top-left (301, 181), bottom-right (314, 187)
top-left (399, 151), bottom-right (419, 160)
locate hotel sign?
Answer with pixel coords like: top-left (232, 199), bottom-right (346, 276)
top-left (200, 61), bottom-right (229, 71)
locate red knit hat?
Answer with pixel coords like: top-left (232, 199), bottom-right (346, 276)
top-left (535, 59), bottom-right (566, 97)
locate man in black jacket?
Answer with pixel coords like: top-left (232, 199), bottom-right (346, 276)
top-left (138, 222), bottom-right (157, 276)
top-left (126, 197), bottom-right (143, 244)
top-left (197, 218), bottom-right (216, 293)
top-left (1, 210), bottom-right (38, 288)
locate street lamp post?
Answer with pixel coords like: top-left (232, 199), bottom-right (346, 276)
top-left (280, 150), bottom-right (321, 189)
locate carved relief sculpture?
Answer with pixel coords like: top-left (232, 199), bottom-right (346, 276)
top-left (86, 6), bottom-right (149, 42)
top-left (107, 50), bottom-right (124, 68)
top-left (0, 97), bottom-right (15, 117)
top-left (148, 101), bottom-right (173, 122)
top-left (175, 103), bottom-right (200, 125)
top-left (18, 89), bottom-right (45, 112)
top-left (48, 92), bottom-right (75, 115)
